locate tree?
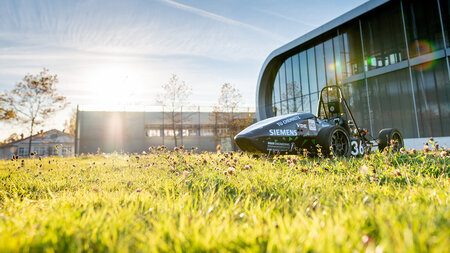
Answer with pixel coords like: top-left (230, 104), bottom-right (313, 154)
top-left (155, 74), bottom-right (192, 147)
top-left (212, 83), bottom-right (254, 151)
top-left (0, 68), bottom-right (67, 156)
top-left (64, 109), bottom-right (77, 136)
top-left (0, 133), bottom-right (19, 145)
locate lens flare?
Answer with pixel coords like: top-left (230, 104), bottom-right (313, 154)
top-left (409, 40), bottom-right (437, 70)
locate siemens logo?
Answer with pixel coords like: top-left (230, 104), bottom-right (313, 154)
top-left (269, 129), bottom-right (297, 136)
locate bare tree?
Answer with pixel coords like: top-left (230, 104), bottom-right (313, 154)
top-left (155, 74), bottom-right (192, 147)
top-left (64, 109), bottom-right (77, 136)
top-left (0, 68), bottom-right (67, 156)
top-left (212, 83), bottom-right (253, 151)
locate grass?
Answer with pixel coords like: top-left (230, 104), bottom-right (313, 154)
top-left (0, 149), bottom-right (448, 252)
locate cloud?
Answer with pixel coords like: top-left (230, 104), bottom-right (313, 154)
top-left (256, 8), bottom-right (319, 28)
top-left (157, 0), bottom-right (285, 42)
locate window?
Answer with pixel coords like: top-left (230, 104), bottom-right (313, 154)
top-left (339, 21), bottom-right (364, 77)
top-left (279, 63), bottom-right (287, 103)
top-left (412, 59), bottom-right (450, 137)
top-left (361, 1), bottom-right (406, 71)
top-left (164, 129), bottom-right (180, 137)
top-left (342, 81), bottom-right (371, 134)
top-left (307, 48), bottom-right (318, 94)
top-left (315, 43), bottom-right (326, 91)
top-left (403, 0), bottom-right (444, 58)
top-left (440, 0), bottom-right (450, 47)
top-left (324, 38), bottom-right (336, 86)
top-left (146, 128), bottom-right (161, 137)
top-left (273, 72), bottom-right (281, 103)
top-left (37, 146), bottom-right (46, 156)
top-left (200, 128), bottom-right (214, 136)
top-left (18, 147), bottom-right (26, 156)
top-left (62, 146), bottom-right (72, 156)
top-left (367, 69), bottom-right (418, 138)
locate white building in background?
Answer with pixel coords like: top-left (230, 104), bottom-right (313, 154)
top-left (0, 129), bottom-right (74, 159)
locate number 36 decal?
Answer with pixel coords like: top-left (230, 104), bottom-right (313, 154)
top-left (351, 140), bottom-right (365, 156)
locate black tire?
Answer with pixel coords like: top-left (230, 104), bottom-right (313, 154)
top-left (377, 128), bottom-right (403, 152)
top-left (317, 126), bottom-right (350, 157)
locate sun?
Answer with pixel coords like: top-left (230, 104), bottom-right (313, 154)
top-left (83, 62), bottom-right (146, 110)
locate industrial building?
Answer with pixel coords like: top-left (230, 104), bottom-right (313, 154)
top-left (75, 109), bottom-right (255, 154)
top-left (256, 0), bottom-right (450, 146)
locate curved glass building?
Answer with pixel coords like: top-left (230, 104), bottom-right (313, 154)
top-left (256, 0), bottom-right (450, 140)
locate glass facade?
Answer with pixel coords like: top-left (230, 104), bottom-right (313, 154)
top-left (361, 1), bottom-right (406, 71)
top-left (403, 0), bottom-right (444, 57)
top-left (268, 0), bottom-right (450, 138)
top-left (440, 0), bottom-right (449, 47)
top-left (412, 59), bottom-right (450, 137)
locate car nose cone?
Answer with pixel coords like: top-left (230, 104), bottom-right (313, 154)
top-left (235, 132), bottom-right (261, 153)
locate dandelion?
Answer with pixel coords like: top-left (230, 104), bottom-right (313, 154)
top-left (226, 167), bottom-right (235, 175)
top-left (360, 165), bottom-right (369, 175)
top-left (362, 234), bottom-right (372, 246)
top-left (440, 151), bottom-right (447, 157)
top-left (423, 143), bottom-right (430, 153)
top-left (244, 164), bottom-right (251, 170)
top-left (216, 144), bottom-right (222, 154)
top-left (393, 169), bottom-right (401, 177)
top-left (183, 171), bottom-right (190, 178)
top-left (369, 176), bottom-right (377, 183)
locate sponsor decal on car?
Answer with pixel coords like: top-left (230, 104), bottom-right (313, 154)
top-left (267, 142), bottom-right (295, 152)
top-left (269, 129), bottom-right (297, 136)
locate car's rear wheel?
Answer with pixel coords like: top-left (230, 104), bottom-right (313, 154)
top-left (317, 126), bottom-right (350, 157)
top-left (377, 128), bottom-right (403, 152)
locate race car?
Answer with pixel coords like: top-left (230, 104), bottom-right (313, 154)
top-left (234, 85), bottom-right (403, 157)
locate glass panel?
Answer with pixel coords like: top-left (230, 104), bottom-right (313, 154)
top-left (412, 59), bottom-right (450, 137)
top-left (272, 103), bottom-right (281, 116)
top-left (367, 69), bottom-right (418, 138)
top-left (286, 57), bottom-right (294, 99)
top-left (333, 36), bottom-right (343, 84)
top-left (280, 100), bottom-right (287, 115)
top-left (279, 63), bottom-right (287, 103)
top-left (403, 0), bottom-right (444, 58)
top-left (342, 81), bottom-right (371, 133)
top-left (302, 95), bottom-right (310, 113)
top-left (339, 21), bottom-right (364, 77)
top-left (300, 51), bottom-right (310, 96)
top-left (361, 1), bottom-right (406, 71)
top-left (315, 43), bottom-right (326, 91)
top-left (293, 54), bottom-right (302, 111)
top-left (292, 54), bottom-right (301, 96)
top-left (307, 48), bottom-right (318, 94)
top-left (295, 96), bottom-right (302, 112)
top-left (324, 38), bottom-right (336, 86)
top-left (310, 92), bottom-right (319, 115)
top-left (273, 71), bottom-right (281, 103)
top-left (440, 0), bottom-right (450, 47)
top-left (285, 57), bottom-right (296, 112)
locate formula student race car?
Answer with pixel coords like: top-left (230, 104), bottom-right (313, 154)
top-left (235, 85), bottom-right (404, 157)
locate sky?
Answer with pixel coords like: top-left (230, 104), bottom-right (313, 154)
top-left (0, 0), bottom-right (368, 139)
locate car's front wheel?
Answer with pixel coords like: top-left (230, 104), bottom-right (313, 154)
top-left (317, 126), bottom-right (350, 157)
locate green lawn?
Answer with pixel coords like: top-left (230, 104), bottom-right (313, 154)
top-left (0, 150), bottom-right (448, 252)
